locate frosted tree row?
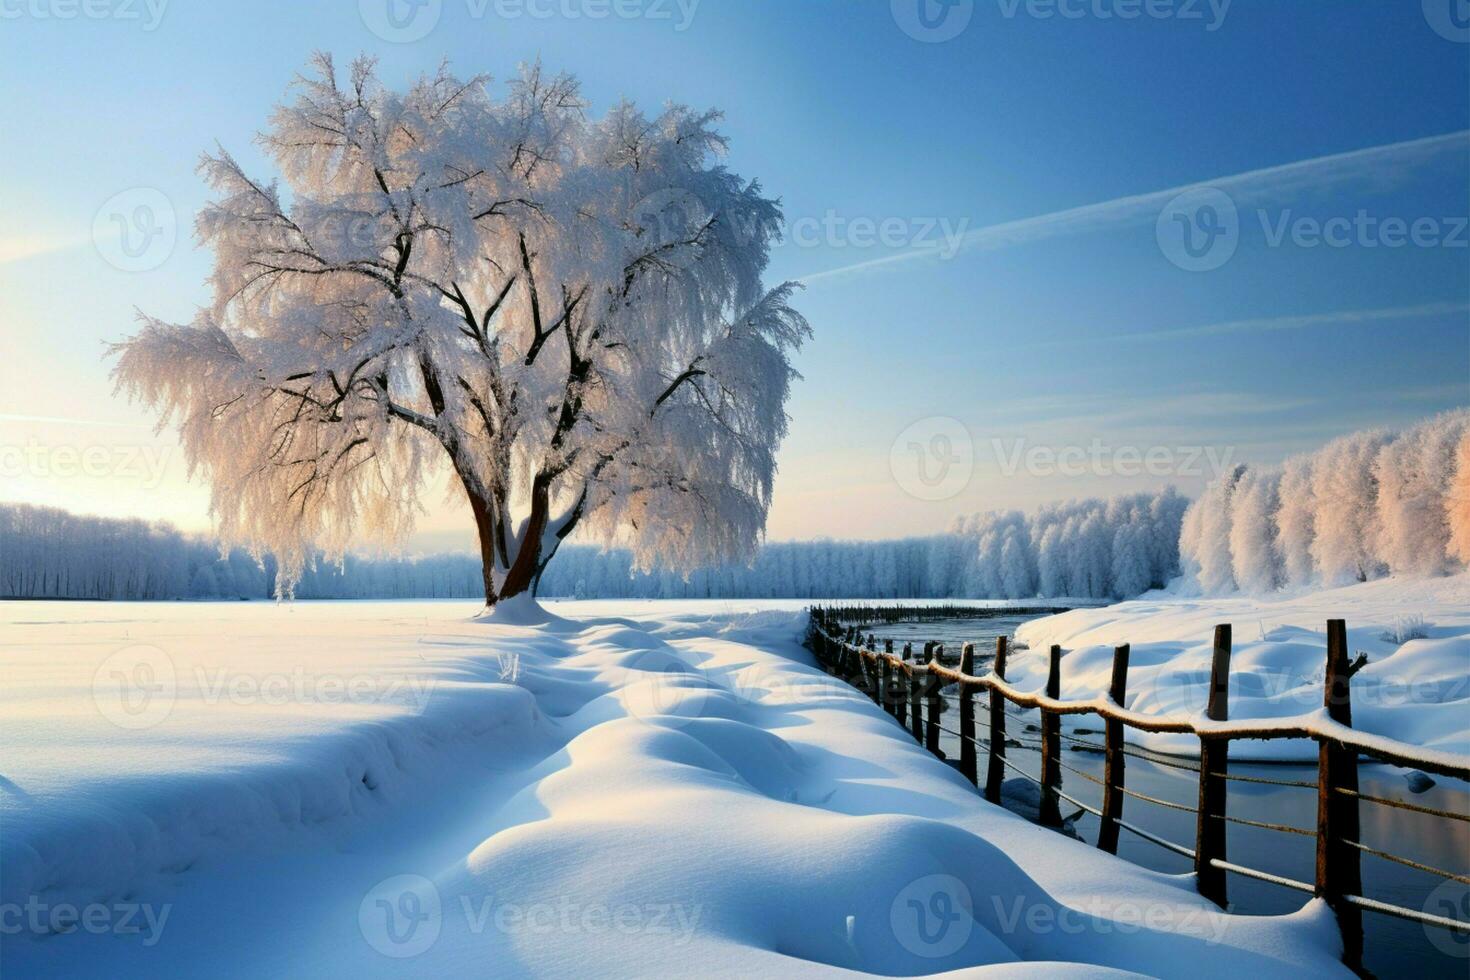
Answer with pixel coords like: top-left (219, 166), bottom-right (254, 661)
top-left (0, 489), bottom-right (1186, 601)
top-left (1179, 408), bottom-right (1470, 594)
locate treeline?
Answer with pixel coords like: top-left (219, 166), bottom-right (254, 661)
top-left (0, 488), bottom-right (1188, 602)
top-left (1180, 409), bottom-right (1470, 593)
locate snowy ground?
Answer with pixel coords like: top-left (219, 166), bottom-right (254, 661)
top-left (0, 599), bottom-right (1348, 977)
top-left (1011, 573), bottom-right (1470, 761)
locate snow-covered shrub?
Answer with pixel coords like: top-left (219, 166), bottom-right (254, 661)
top-left (1381, 614), bottom-right (1429, 645)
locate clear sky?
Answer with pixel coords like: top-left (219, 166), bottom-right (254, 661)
top-left (2, 0), bottom-right (1467, 553)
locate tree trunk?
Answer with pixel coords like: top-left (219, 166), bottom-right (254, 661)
top-left (467, 491), bottom-right (503, 607)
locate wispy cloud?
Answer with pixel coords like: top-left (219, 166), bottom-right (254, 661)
top-left (0, 413), bottom-right (150, 430)
top-left (1004, 299), bottom-right (1470, 352)
top-left (800, 130), bottom-right (1470, 284)
top-left (0, 234), bottom-right (90, 266)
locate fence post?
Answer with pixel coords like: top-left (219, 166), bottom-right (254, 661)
top-left (925, 644), bottom-right (942, 756)
top-left (1097, 644), bottom-right (1131, 855)
top-left (959, 643), bottom-right (978, 786)
top-left (1039, 644), bottom-right (1063, 826)
top-left (1194, 624), bottom-right (1232, 908)
top-left (910, 643), bottom-right (927, 744)
top-left (1317, 619), bottom-right (1364, 972)
top-left (985, 636), bottom-right (1009, 804)
top-left (897, 643), bottom-right (911, 728)
top-left (882, 640), bottom-right (895, 717)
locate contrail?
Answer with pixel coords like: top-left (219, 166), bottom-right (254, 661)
top-left (993, 300), bottom-right (1470, 354)
top-left (799, 129), bottom-right (1470, 283)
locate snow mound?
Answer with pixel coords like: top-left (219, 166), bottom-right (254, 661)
top-left (1012, 574), bottom-right (1470, 760)
top-left (1, 600), bottom-right (1347, 976)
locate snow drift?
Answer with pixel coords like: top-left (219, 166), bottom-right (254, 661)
top-left (0, 600), bottom-right (1346, 977)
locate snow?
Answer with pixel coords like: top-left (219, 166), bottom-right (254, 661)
top-left (1010, 573), bottom-right (1470, 761)
top-left (0, 600), bottom-right (1348, 976)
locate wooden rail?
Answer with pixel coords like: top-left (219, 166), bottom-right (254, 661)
top-left (808, 608), bottom-right (1470, 974)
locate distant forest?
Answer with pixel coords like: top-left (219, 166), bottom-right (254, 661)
top-left (0, 489), bottom-right (1188, 602)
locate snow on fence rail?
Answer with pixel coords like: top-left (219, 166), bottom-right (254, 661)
top-left (807, 607), bottom-right (1470, 974)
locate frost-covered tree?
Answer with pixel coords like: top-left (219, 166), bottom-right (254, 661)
top-left (1311, 429), bottom-right (1392, 585)
top-left (1180, 465), bottom-right (1243, 594)
top-left (111, 55), bottom-right (807, 606)
top-left (1274, 454), bottom-right (1317, 587)
top-left (1374, 410), bottom-right (1469, 576)
top-left (1450, 428), bottom-right (1470, 566)
top-left (1180, 410), bottom-right (1469, 595)
top-left (1228, 467), bottom-right (1282, 594)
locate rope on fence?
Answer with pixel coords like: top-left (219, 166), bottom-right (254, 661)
top-left (1115, 817), bottom-right (1197, 860)
top-left (1116, 785), bottom-right (1198, 815)
top-left (1209, 859), bottom-right (1315, 895)
top-left (1214, 770), bottom-right (1316, 789)
top-left (1210, 813), bottom-right (1315, 837)
top-left (1056, 757), bottom-right (1106, 786)
top-left (1342, 839), bottom-right (1470, 885)
top-left (1335, 786), bottom-right (1470, 823)
top-left (1118, 748), bottom-right (1200, 773)
top-left (1342, 893), bottom-right (1470, 934)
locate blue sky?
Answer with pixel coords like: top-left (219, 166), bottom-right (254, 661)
top-left (1, 0), bottom-right (1467, 550)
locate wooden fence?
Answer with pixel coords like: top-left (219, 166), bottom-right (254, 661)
top-left (808, 607), bottom-right (1470, 973)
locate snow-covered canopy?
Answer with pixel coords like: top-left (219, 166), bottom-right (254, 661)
top-left (113, 54), bottom-right (808, 600)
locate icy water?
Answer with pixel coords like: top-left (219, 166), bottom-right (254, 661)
top-left (862, 614), bottom-right (1470, 979)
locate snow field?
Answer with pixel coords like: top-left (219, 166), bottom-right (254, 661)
top-left (0, 600), bottom-right (1349, 976)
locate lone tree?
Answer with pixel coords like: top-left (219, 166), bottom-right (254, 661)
top-left (114, 55), bottom-right (808, 607)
